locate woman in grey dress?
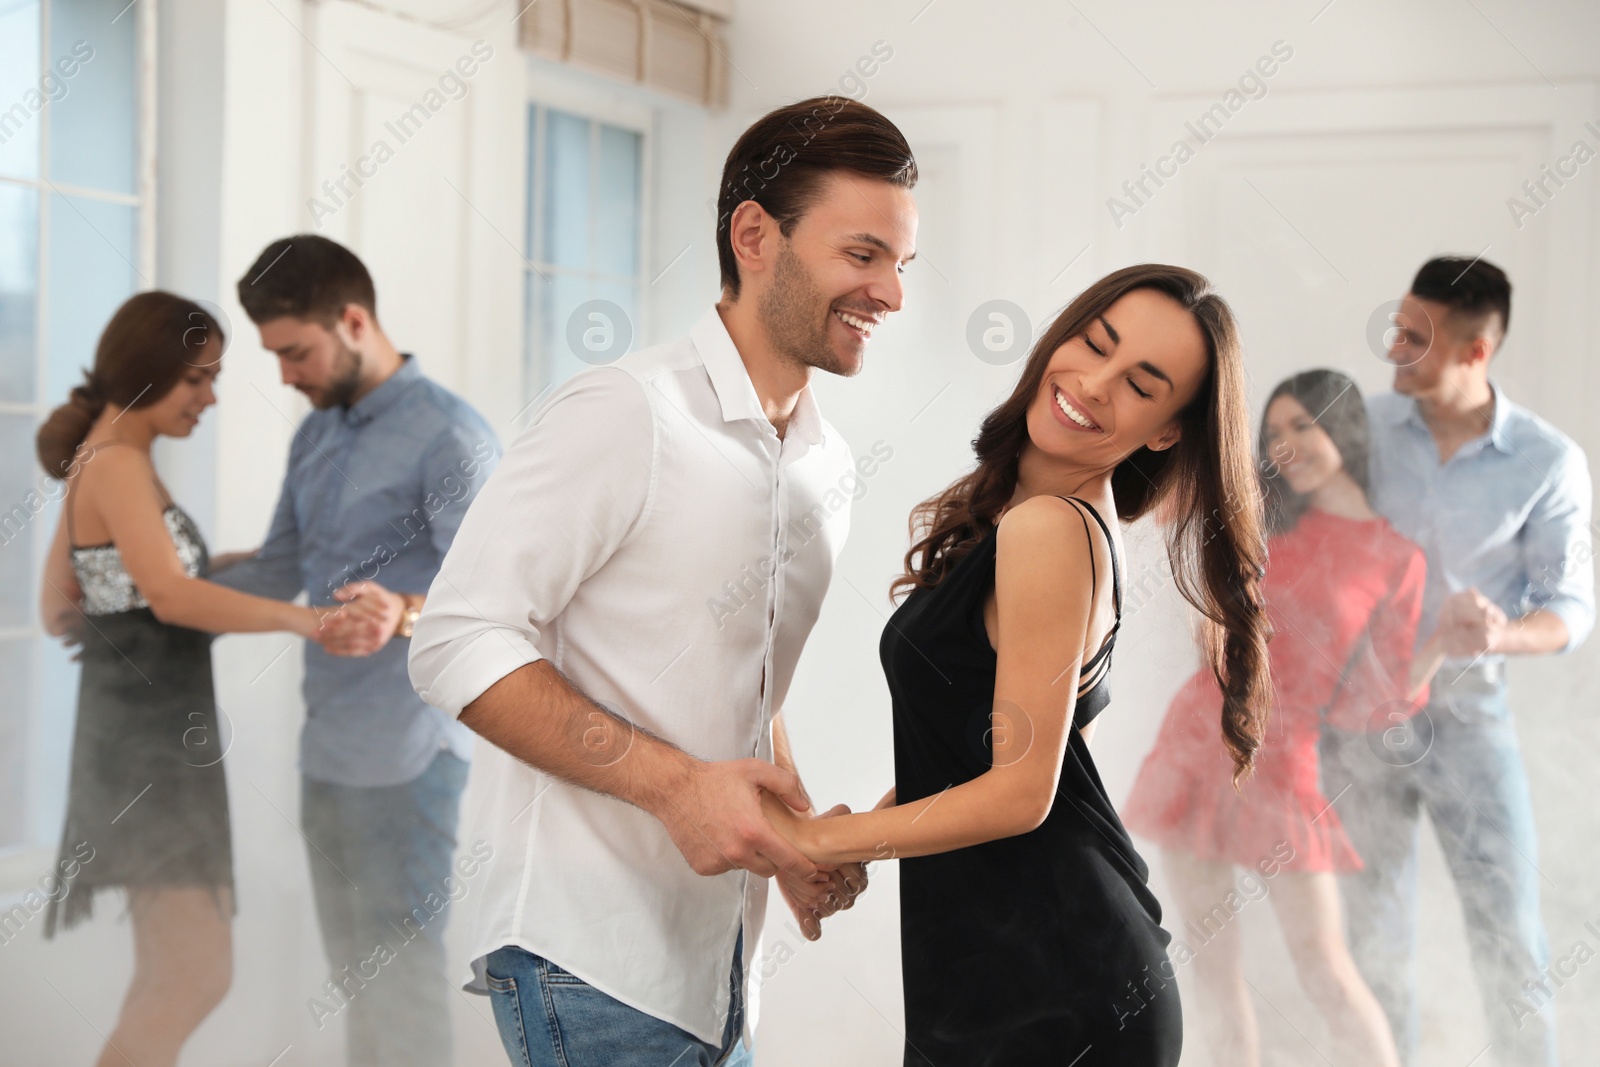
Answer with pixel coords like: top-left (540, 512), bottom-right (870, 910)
top-left (35, 291), bottom-right (364, 1067)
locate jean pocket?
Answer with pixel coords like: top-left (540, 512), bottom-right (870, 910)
top-left (485, 973), bottom-right (534, 1067)
top-left (541, 958), bottom-right (588, 986)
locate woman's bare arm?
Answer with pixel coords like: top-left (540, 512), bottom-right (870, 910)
top-left (88, 448), bottom-right (322, 638)
top-left (763, 496), bottom-right (1098, 865)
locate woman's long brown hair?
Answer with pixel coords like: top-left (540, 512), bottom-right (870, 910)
top-left (890, 264), bottom-right (1273, 782)
top-left (36, 291), bottom-right (223, 479)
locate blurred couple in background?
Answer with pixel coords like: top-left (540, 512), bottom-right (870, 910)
top-left (36, 236), bottom-right (496, 1067)
top-left (1124, 256), bottom-right (1593, 1067)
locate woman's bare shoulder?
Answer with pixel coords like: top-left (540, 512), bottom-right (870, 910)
top-left (995, 495), bottom-right (1096, 569)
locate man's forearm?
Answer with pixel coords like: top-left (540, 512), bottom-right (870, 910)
top-left (460, 658), bottom-right (698, 817)
top-left (1496, 608), bottom-right (1571, 656)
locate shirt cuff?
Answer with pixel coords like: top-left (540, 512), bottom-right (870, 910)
top-left (1538, 599), bottom-right (1593, 654)
top-left (411, 626), bottom-right (544, 718)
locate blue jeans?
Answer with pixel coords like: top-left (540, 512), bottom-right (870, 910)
top-left (301, 748), bottom-right (469, 1067)
top-left (483, 929), bottom-right (751, 1067)
top-left (1320, 692), bottom-right (1555, 1066)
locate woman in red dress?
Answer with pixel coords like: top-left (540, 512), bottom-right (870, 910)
top-left (1123, 368), bottom-right (1444, 1067)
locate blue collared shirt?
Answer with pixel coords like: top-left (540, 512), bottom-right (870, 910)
top-left (213, 354), bottom-right (500, 786)
top-left (1365, 380), bottom-right (1594, 687)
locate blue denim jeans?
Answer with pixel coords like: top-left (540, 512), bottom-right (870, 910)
top-left (1320, 691), bottom-right (1555, 1066)
top-left (483, 928), bottom-right (751, 1067)
top-left (300, 748), bottom-right (469, 1067)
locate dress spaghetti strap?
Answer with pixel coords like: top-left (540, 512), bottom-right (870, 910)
top-left (1056, 495), bottom-right (1124, 650)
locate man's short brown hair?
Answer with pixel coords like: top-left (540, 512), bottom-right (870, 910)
top-left (237, 234), bottom-right (378, 327)
top-left (716, 97), bottom-right (917, 299)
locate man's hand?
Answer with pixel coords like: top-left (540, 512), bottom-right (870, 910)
top-left (774, 803), bottom-right (870, 941)
top-left (209, 548), bottom-right (258, 574)
top-left (1440, 588), bottom-right (1507, 658)
top-left (652, 758), bottom-right (817, 882)
top-left (322, 580), bottom-right (405, 657)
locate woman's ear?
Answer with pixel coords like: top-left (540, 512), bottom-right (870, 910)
top-left (1147, 422), bottom-right (1182, 452)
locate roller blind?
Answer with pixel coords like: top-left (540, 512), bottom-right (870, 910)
top-left (518, 0), bottom-right (731, 108)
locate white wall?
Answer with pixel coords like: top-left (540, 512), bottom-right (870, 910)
top-left (4, 2), bottom-right (1598, 1065)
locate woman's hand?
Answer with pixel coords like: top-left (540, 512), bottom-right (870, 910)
top-left (765, 796), bottom-right (871, 941)
top-left (301, 604), bottom-right (343, 645)
top-left (760, 788), bottom-right (815, 855)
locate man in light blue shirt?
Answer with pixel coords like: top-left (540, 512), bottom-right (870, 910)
top-left (1322, 256), bottom-right (1593, 1067)
top-left (212, 235), bottom-right (498, 1066)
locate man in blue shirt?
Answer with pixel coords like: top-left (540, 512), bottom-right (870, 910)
top-left (1322, 257), bottom-right (1593, 1066)
top-left (213, 235), bottom-right (499, 1066)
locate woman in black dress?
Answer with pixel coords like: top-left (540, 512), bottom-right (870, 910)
top-left (763, 265), bottom-right (1274, 1065)
top-left (36, 292), bottom-right (358, 1067)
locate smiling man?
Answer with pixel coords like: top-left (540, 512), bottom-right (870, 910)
top-left (213, 235), bottom-right (499, 1067)
top-left (407, 98), bottom-right (918, 1066)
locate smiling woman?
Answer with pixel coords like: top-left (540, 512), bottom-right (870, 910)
top-left (760, 263), bottom-right (1273, 1066)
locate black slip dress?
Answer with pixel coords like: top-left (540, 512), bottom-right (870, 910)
top-left (45, 465), bottom-right (234, 936)
top-left (886, 496), bottom-right (1181, 1066)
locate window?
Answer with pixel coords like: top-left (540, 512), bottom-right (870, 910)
top-left (0, 0), bottom-right (152, 859)
top-left (523, 101), bottom-right (648, 397)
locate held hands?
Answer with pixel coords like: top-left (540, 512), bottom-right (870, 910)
top-left (655, 757), bottom-right (820, 885)
top-left (304, 580), bottom-right (406, 657)
top-left (1438, 587), bottom-right (1507, 658)
top-left (762, 797), bottom-right (871, 941)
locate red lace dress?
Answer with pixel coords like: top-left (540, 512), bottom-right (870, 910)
top-left (1122, 506), bottom-right (1429, 873)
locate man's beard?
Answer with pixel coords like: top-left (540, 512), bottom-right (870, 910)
top-left (756, 241), bottom-right (858, 377)
top-left (309, 340), bottom-right (364, 409)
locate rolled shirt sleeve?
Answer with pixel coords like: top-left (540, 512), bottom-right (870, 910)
top-left (408, 367), bottom-right (655, 717)
top-left (1521, 446), bottom-right (1595, 653)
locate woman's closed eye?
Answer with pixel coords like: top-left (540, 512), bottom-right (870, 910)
top-left (1086, 335), bottom-right (1152, 398)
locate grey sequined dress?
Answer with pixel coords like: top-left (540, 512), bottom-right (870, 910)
top-left (46, 493), bottom-right (234, 935)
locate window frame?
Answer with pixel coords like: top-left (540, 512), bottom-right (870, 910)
top-left (0, 0), bottom-right (157, 889)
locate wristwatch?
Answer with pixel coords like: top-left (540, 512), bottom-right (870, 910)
top-left (396, 598), bottom-right (422, 639)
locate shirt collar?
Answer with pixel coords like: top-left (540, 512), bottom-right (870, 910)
top-left (1390, 377), bottom-right (1514, 455)
top-left (344, 353), bottom-right (419, 426)
top-left (690, 306), bottom-right (825, 447)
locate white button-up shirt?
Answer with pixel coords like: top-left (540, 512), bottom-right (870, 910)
top-left (408, 306), bottom-right (855, 1044)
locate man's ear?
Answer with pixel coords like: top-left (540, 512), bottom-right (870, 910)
top-left (727, 200), bottom-right (774, 291)
top-left (337, 304), bottom-right (369, 346)
top-left (1464, 332), bottom-right (1496, 368)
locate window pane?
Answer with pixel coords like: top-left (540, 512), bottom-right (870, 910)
top-left (541, 109), bottom-right (590, 270)
top-left (594, 123), bottom-right (641, 277)
top-left (48, 0), bottom-right (139, 194)
top-left (0, 638), bottom-right (35, 849)
top-left (0, 184), bottom-right (40, 404)
top-left (536, 273), bottom-right (637, 390)
top-left (0, 0), bottom-right (41, 181)
top-left (46, 193), bottom-right (137, 405)
top-left (0, 413), bottom-right (41, 631)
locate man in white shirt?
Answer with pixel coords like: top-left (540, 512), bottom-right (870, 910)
top-left (408, 96), bottom-right (919, 1065)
